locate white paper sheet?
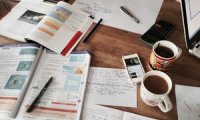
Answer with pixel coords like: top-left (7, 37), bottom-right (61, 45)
top-left (123, 112), bottom-right (157, 120)
top-left (175, 85), bottom-right (200, 120)
top-left (85, 67), bottom-right (137, 107)
top-left (82, 105), bottom-right (157, 120)
top-left (82, 105), bottom-right (124, 120)
top-left (73, 0), bottom-right (163, 34)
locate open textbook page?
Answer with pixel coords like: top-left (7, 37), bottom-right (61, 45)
top-left (25, 1), bottom-right (93, 56)
top-left (16, 49), bottom-right (91, 120)
top-left (85, 67), bottom-right (137, 107)
top-left (0, 0), bottom-right (54, 42)
top-left (82, 105), bottom-right (157, 120)
top-left (175, 85), bottom-right (200, 120)
top-left (0, 44), bottom-right (41, 119)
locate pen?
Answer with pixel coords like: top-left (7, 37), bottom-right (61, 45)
top-left (120, 6), bottom-right (140, 23)
top-left (26, 76), bottom-right (54, 113)
top-left (83, 18), bottom-right (103, 43)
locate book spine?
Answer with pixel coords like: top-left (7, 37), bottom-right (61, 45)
top-left (61, 31), bottom-right (82, 56)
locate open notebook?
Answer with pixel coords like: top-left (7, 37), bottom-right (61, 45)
top-left (0, 43), bottom-right (91, 120)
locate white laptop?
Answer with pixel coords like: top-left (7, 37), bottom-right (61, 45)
top-left (181, 0), bottom-right (200, 58)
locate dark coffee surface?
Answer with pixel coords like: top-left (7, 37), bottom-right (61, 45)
top-left (155, 46), bottom-right (174, 58)
top-left (144, 75), bottom-right (168, 94)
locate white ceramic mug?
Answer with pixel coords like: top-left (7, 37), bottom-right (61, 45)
top-left (149, 40), bottom-right (182, 71)
top-left (140, 70), bottom-right (173, 112)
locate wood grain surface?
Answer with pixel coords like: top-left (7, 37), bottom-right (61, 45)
top-left (1, 0), bottom-right (200, 119)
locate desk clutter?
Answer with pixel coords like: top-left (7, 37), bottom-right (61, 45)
top-left (0, 44), bottom-right (199, 120)
top-left (0, 0), bottom-right (200, 120)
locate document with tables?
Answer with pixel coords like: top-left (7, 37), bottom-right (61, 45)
top-left (73, 0), bottom-right (163, 34)
top-left (84, 67), bottom-right (137, 108)
top-left (0, 0), bottom-right (93, 56)
top-left (0, 43), bottom-right (91, 120)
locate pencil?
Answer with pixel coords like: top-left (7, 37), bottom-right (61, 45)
top-left (83, 18), bottom-right (103, 43)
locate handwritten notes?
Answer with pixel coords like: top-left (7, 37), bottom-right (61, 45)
top-left (83, 105), bottom-right (123, 120)
top-left (85, 67), bottom-right (137, 107)
top-left (73, 0), bottom-right (163, 34)
top-left (82, 105), bottom-right (157, 120)
top-left (175, 85), bottom-right (200, 120)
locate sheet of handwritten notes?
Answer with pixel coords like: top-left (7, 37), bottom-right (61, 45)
top-left (73, 0), bottom-right (163, 34)
top-left (175, 85), bottom-right (200, 120)
top-left (82, 105), bottom-right (157, 120)
top-left (85, 67), bottom-right (137, 107)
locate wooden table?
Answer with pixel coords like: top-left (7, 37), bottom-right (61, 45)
top-left (1, 0), bottom-right (200, 119)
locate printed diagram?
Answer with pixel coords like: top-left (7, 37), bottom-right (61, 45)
top-left (19, 48), bottom-right (38, 55)
top-left (183, 100), bottom-right (200, 120)
top-left (189, 0), bottom-right (200, 19)
top-left (74, 1), bottom-right (112, 17)
top-left (16, 61), bottom-right (33, 71)
top-left (4, 75), bottom-right (27, 90)
top-left (18, 10), bottom-right (45, 25)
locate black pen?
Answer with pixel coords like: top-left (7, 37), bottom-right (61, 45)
top-left (26, 76), bottom-right (54, 113)
top-left (83, 18), bottom-right (103, 43)
top-left (120, 6), bottom-right (140, 23)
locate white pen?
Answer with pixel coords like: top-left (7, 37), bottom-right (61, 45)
top-left (120, 6), bottom-right (140, 23)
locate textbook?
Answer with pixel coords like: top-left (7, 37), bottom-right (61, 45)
top-left (0, 0), bottom-right (93, 56)
top-left (0, 43), bottom-right (91, 120)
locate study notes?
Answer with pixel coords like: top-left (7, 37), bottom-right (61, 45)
top-left (0, 0), bottom-right (93, 56)
top-left (84, 67), bottom-right (137, 108)
top-left (0, 43), bottom-right (91, 120)
top-left (73, 0), bottom-right (163, 34)
top-left (82, 105), bottom-right (157, 120)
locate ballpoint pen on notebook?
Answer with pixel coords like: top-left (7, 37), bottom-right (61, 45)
top-left (120, 6), bottom-right (140, 23)
top-left (26, 76), bottom-right (54, 113)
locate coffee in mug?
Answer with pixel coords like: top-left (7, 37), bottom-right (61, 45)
top-left (144, 75), bottom-right (168, 94)
top-left (149, 40), bottom-right (182, 71)
top-left (140, 70), bottom-right (173, 112)
top-left (155, 46), bottom-right (174, 58)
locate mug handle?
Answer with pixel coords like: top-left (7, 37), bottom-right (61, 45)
top-left (158, 95), bottom-right (173, 112)
top-left (175, 47), bottom-right (182, 60)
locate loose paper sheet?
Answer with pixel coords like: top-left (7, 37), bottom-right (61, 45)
top-left (175, 85), bottom-right (200, 120)
top-left (73, 0), bottom-right (163, 34)
top-left (82, 105), bottom-right (124, 120)
top-left (82, 105), bottom-right (157, 120)
top-left (85, 67), bottom-right (137, 107)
